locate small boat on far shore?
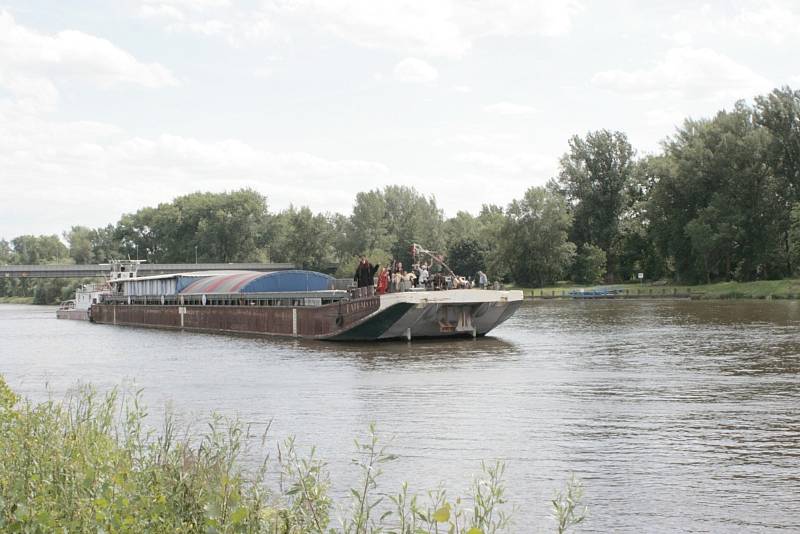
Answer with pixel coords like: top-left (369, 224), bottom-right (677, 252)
top-left (568, 287), bottom-right (624, 299)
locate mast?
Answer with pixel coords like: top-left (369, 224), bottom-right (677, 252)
top-left (411, 243), bottom-right (456, 277)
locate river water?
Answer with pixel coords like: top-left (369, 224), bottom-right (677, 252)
top-left (1, 300), bottom-right (799, 532)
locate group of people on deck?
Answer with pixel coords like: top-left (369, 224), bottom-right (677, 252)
top-left (353, 255), bottom-right (490, 295)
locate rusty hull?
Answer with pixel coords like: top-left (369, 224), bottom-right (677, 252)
top-left (91, 297), bottom-right (380, 339)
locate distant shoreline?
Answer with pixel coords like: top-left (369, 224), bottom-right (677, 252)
top-left (5, 278), bottom-right (800, 306)
top-left (520, 278), bottom-right (800, 301)
top-left (0, 297), bottom-right (34, 305)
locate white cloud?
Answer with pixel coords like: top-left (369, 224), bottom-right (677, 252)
top-left (0, 9), bottom-right (177, 119)
top-left (0, 110), bottom-right (392, 236)
top-left (107, 134), bottom-right (390, 183)
top-left (252, 66), bottom-right (274, 79)
top-left (483, 101), bottom-right (538, 116)
top-left (662, 30), bottom-right (693, 46)
top-left (138, 0), bottom-right (278, 46)
top-left (454, 151), bottom-right (555, 175)
top-left (434, 131), bottom-right (516, 148)
top-left (303, 0), bottom-right (583, 57)
top-left (666, 1), bottom-right (800, 46)
top-left (393, 58), bottom-right (438, 83)
top-left (0, 10), bottom-right (178, 90)
top-left (137, 0), bottom-right (584, 56)
top-left (592, 47), bottom-right (772, 103)
top-left (0, 72), bottom-right (60, 113)
top-left (727, 0), bottom-right (800, 44)
top-left (449, 151), bottom-right (557, 207)
top-left (644, 108), bottom-right (686, 128)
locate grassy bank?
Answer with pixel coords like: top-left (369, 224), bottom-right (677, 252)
top-left (0, 376), bottom-right (586, 533)
top-left (520, 278), bottom-right (800, 300)
top-left (0, 296), bottom-right (34, 304)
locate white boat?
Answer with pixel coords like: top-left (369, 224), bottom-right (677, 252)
top-left (56, 283), bottom-right (110, 321)
top-left (56, 259), bottom-right (142, 321)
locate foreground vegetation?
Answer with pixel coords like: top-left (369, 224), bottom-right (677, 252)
top-left (3, 85), bottom-right (798, 300)
top-left (0, 376), bottom-right (586, 533)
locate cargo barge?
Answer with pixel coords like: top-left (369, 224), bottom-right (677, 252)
top-left (81, 261), bottom-right (522, 341)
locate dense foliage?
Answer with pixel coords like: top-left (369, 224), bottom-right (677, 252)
top-left (2, 86), bottom-right (799, 295)
top-left (0, 376), bottom-right (586, 533)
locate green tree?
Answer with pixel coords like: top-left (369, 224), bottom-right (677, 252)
top-left (349, 190), bottom-right (392, 255)
top-left (789, 203), bottom-right (800, 271)
top-left (0, 239), bottom-right (11, 264)
top-left (476, 204), bottom-right (509, 281)
top-left (500, 187), bottom-right (576, 287)
top-left (272, 206), bottom-right (334, 270)
top-left (177, 189), bottom-right (269, 263)
top-left (345, 186), bottom-right (445, 266)
top-left (755, 86), bottom-right (800, 274)
top-left (447, 238), bottom-right (487, 279)
top-left (90, 225), bottom-right (122, 263)
top-left (65, 226), bottom-right (94, 264)
top-left (614, 157), bottom-right (666, 281)
top-left (10, 235), bottom-right (68, 264)
top-left (553, 130), bottom-right (635, 280)
top-left (443, 211), bottom-right (480, 250)
top-left (114, 208), bottom-right (165, 262)
top-left (684, 206), bottom-right (738, 284)
top-left (572, 244), bottom-right (607, 284)
top-left (648, 103), bottom-right (779, 282)
top-left (113, 189), bottom-right (270, 263)
top-left (383, 186), bottom-right (445, 265)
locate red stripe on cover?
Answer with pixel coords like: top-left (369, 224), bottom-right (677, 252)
top-left (229, 273), bottom-right (261, 292)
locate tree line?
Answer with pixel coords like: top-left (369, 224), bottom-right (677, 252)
top-left (2, 86), bottom-right (799, 302)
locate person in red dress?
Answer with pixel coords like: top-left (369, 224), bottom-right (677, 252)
top-left (376, 266), bottom-right (389, 294)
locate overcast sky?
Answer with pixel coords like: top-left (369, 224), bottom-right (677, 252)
top-left (1, 0), bottom-right (798, 239)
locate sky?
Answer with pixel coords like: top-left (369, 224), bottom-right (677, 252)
top-left (1, 0), bottom-right (799, 239)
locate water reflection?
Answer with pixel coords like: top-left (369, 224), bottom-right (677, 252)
top-left (311, 336), bottom-right (520, 368)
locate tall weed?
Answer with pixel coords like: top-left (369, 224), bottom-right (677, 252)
top-left (0, 376), bottom-right (587, 533)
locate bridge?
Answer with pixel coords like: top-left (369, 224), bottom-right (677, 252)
top-left (0, 263), bottom-right (298, 279)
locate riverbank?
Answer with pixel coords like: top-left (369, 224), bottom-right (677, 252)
top-left (5, 278), bottom-right (800, 304)
top-left (520, 278), bottom-right (800, 300)
top-left (0, 296), bottom-right (34, 304)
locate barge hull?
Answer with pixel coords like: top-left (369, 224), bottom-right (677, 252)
top-left (91, 290), bottom-right (522, 341)
top-left (91, 297), bottom-right (381, 338)
top-left (56, 309), bottom-right (90, 321)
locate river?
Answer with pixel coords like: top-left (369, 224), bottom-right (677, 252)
top-left (1, 300), bottom-right (799, 532)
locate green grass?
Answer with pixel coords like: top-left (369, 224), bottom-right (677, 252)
top-left (0, 376), bottom-right (586, 533)
top-left (517, 278), bottom-right (800, 300)
top-left (0, 296), bottom-right (34, 304)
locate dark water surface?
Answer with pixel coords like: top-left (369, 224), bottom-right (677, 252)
top-left (2, 300), bottom-right (799, 532)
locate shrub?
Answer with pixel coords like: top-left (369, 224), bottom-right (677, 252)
top-left (0, 376), bottom-right (587, 533)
